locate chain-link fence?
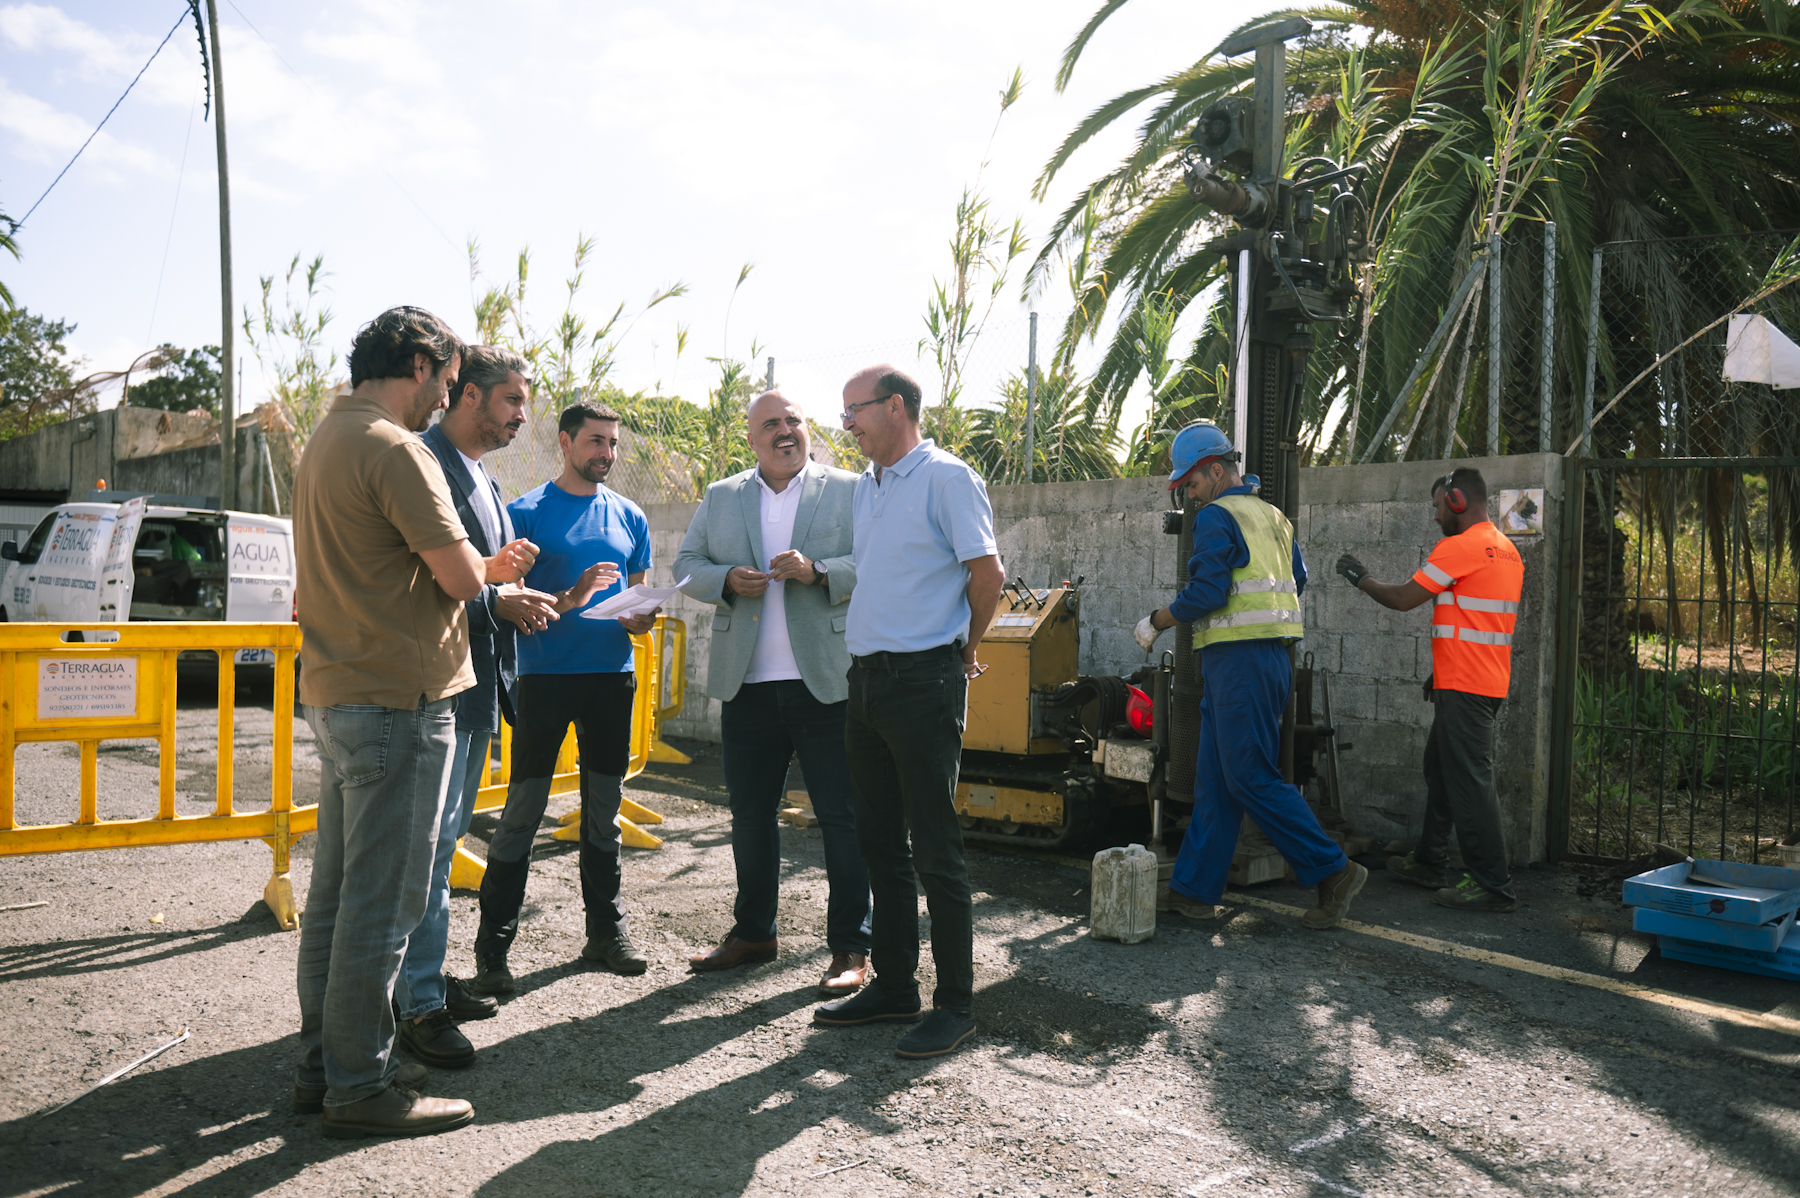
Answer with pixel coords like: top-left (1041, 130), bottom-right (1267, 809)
top-left (472, 225), bottom-right (1800, 510)
top-left (1584, 229), bottom-right (1800, 460)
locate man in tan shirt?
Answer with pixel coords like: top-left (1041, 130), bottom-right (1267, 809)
top-left (291, 306), bottom-right (546, 1139)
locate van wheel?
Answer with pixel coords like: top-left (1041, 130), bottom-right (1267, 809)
top-left (0, 606), bottom-right (8, 622)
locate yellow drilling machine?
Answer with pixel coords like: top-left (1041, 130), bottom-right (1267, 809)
top-left (955, 560), bottom-right (1345, 856)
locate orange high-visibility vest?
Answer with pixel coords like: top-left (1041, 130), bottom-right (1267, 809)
top-left (1411, 521), bottom-right (1524, 699)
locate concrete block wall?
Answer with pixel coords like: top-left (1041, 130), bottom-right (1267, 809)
top-left (1296, 454), bottom-right (1566, 865)
top-left (639, 454), bottom-right (1566, 866)
top-left (640, 476), bottom-right (1181, 745)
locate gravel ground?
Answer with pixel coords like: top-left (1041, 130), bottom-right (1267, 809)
top-left (2, 688), bottom-right (1798, 1197)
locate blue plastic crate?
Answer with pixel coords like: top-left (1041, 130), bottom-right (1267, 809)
top-left (1658, 932), bottom-right (1800, 982)
top-left (1634, 906), bottom-right (1795, 953)
top-left (1622, 859), bottom-right (1800, 924)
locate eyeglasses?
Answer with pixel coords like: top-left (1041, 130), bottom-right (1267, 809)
top-left (838, 396), bottom-right (890, 426)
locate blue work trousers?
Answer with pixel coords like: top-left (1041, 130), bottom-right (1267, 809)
top-left (721, 680), bottom-right (871, 953)
top-left (295, 697), bottom-right (456, 1106)
top-left (1169, 639), bottom-right (1347, 904)
top-left (397, 727), bottom-right (491, 1019)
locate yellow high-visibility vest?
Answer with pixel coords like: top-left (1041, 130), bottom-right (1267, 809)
top-left (1191, 494), bottom-right (1305, 649)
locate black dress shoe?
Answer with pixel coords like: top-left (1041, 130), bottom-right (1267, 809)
top-left (581, 933), bottom-right (648, 976)
top-left (445, 975), bottom-right (499, 1019)
top-left (813, 985), bottom-right (923, 1026)
top-left (397, 1008), bottom-right (475, 1069)
top-left (895, 1007), bottom-right (977, 1058)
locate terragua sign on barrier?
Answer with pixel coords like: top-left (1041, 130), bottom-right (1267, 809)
top-left (38, 656), bottom-right (138, 719)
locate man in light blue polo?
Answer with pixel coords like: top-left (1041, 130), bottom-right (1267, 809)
top-left (812, 364), bottom-right (1005, 1060)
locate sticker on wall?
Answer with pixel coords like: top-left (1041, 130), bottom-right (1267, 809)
top-left (1497, 488), bottom-right (1545, 538)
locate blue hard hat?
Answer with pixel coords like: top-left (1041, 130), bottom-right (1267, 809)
top-left (1167, 421), bottom-right (1237, 489)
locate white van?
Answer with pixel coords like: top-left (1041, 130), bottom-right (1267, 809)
top-left (0, 498), bottom-right (295, 665)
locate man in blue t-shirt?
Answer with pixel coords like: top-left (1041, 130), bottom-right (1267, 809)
top-left (470, 401), bottom-right (659, 991)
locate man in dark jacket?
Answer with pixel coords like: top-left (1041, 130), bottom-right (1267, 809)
top-left (397, 346), bottom-right (556, 1067)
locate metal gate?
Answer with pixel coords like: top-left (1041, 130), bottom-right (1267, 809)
top-left (1550, 457), bottom-right (1800, 863)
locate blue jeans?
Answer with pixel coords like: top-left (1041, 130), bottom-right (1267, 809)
top-left (397, 727), bottom-right (491, 1019)
top-left (1170, 640), bottom-right (1347, 905)
top-left (295, 697), bottom-right (456, 1106)
top-left (721, 680), bottom-right (871, 953)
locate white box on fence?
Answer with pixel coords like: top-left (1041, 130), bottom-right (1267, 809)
top-left (1090, 843), bottom-right (1158, 944)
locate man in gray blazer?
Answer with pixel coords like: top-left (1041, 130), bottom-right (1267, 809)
top-left (676, 390), bottom-right (873, 994)
top-left (403, 346), bottom-right (556, 1065)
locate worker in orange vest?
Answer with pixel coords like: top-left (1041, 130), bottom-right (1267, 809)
top-left (1334, 467), bottom-right (1523, 913)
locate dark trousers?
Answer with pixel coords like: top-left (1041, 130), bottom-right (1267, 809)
top-left (477, 672), bottom-right (635, 959)
top-left (1419, 688), bottom-right (1515, 898)
top-left (1169, 639), bottom-right (1348, 904)
top-left (721, 681), bottom-right (871, 953)
top-left (844, 646), bottom-right (973, 1014)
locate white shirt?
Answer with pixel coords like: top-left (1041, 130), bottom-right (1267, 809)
top-left (742, 469), bottom-right (805, 684)
top-left (459, 448), bottom-right (501, 542)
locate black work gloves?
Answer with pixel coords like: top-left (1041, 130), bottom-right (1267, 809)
top-left (1335, 553), bottom-right (1369, 589)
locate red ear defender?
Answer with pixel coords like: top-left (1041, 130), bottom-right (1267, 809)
top-left (1437, 473), bottom-right (1467, 514)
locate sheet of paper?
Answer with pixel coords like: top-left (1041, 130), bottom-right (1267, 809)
top-left (579, 575), bottom-right (691, 620)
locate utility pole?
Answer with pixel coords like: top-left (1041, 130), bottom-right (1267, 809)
top-left (205, 0), bottom-right (235, 511)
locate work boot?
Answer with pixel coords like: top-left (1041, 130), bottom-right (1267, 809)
top-left (1433, 874), bottom-right (1518, 913)
top-left (582, 933), bottom-right (649, 976)
top-left (396, 1008), bottom-right (475, 1069)
top-left (1158, 885), bottom-right (1222, 920)
top-left (1387, 852), bottom-right (1450, 890)
top-left (1302, 861), bottom-right (1368, 929)
top-left (294, 1062), bottom-right (427, 1115)
top-left (466, 953), bottom-right (514, 997)
top-left (320, 1083), bottom-right (474, 1139)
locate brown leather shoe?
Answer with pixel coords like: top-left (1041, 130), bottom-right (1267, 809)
top-left (819, 951), bottom-right (869, 996)
top-left (688, 935), bottom-right (778, 973)
top-left (320, 1083), bottom-right (473, 1139)
top-left (295, 1062), bottom-right (427, 1115)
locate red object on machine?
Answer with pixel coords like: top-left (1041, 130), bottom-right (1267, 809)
top-left (1125, 684), bottom-right (1153, 735)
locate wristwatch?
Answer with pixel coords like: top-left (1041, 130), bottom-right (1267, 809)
top-left (812, 560), bottom-right (828, 585)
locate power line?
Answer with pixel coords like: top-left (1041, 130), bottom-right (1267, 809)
top-left (15, 8), bottom-right (191, 232)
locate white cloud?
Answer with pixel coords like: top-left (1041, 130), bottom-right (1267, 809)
top-left (0, 76), bottom-right (162, 176)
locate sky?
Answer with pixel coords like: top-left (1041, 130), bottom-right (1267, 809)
top-left (0, 0), bottom-right (1281, 435)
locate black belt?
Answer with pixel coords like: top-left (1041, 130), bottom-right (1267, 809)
top-left (852, 643), bottom-right (959, 670)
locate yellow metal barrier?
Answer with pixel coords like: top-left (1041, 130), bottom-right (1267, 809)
top-left (648, 616), bottom-right (691, 764)
top-left (448, 616), bottom-right (686, 887)
top-left (0, 622), bottom-right (309, 929)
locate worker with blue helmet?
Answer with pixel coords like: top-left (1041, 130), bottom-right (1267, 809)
top-left (1135, 421), bottom-right (1366, 929)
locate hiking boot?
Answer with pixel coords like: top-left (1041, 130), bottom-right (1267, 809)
top-left (396, 1007), bottom-right (475, 1069)
top-left (1387, 852), bottom-right (1450, 890)
top-left (1302, 861), bottom-right (1368, 930)
top-left (582, 933), bottom-right (649, 976)
top-left (894, 1007), bottom-right (977, 1059)
top-left (466, 953), bottom-right (514, 997)
top-left (814, 985), bottom-right (924, 1027)
top-left (294, 1062), bottom-right (426, 1115)
top-left (1157, 886), bottom-right (1222, 920)
top-left (445, 975), bottom-right (499, 1019)
top-left (1434, 874), bottom-right (1518, 913)
top-left (320, 1083), bottom-right (473, 1139)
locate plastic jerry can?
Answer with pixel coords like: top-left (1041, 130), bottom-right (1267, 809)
top-left (1090, 843), bottom-right (1158, 943)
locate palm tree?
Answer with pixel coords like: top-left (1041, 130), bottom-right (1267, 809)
top-left (965, 366), bottom-right (1125, 483)
top-left (1028, 0), bottom-right (1800, 470)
